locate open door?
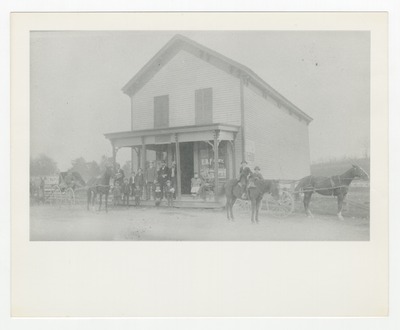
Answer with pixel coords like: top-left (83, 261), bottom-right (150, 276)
top-left (179, 142), bottom-right (194, 194)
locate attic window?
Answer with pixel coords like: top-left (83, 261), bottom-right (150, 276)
top-left (195, 88), bottom-right (213, 125)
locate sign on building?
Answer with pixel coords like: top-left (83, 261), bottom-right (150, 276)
top-left (245, 140), bottom-right (255, 167)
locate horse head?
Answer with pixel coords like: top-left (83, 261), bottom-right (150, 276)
top-left (103, 164), bottom-right (115, 183)
top-left (351, 164), bottom-right (369, 180)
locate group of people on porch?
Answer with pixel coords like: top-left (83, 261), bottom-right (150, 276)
top-left (112, 158), bottom-right (264, 204)
top-left (112, 160), bottom-right (180, 202)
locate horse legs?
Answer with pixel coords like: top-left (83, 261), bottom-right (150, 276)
top-left (98, 193), bottom-right (102, 211)
top-left (105, 192), bottom-right (108, 213)
top-left (255, 197), bottom-right (262, 223)
top-left (226, 198), bottom-right (231, 220)
top-left (230, 197), bottom-right (236, 221)
top-left (92, 192), bottom-right (97, 211)
top-left (337, 193), bottom-right (346, 220)
top-left (303, 192), bottom-right (314, 217)
top-left (250, 199), bottom-right (256, 223)
top-left (87, 190), bottom-right (96, 211)
top-left (87, 190), bottom-right (91, 210)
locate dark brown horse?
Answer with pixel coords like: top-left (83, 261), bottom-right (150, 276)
top-left (220, 172), bottom-right (280, 223)
top-left (294, 165), bottom-right (368, 220)
top-left (87, 165), bottom-right (114, 212)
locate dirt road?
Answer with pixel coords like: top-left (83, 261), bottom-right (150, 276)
top-left (30, 204), bottom-right (369, 241)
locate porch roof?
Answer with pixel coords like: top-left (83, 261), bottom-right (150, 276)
top-left (104, 123), bottom-right (240, 142)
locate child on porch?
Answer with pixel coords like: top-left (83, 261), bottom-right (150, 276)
top-left (165, 180), bottom-right (175, 207)
top-left (154, 180), bottom-right (162, 207)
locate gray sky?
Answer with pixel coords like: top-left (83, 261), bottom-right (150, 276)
top-left (30, 31), bottom-right (370, 171)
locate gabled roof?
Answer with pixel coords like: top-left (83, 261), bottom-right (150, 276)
top-left (122, 34), bottom-right (312, 123)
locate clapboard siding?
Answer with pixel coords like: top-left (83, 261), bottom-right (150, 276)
top-left (131, 50), bottom-right (241, 130)
top-left (244, 85), bottom-right (310, 180)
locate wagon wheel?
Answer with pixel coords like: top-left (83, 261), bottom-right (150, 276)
top-left (233, 198), bottom-right (251, 213)
top-left (64, 187), bottom-right (75, 206)
top-left (264, 191), bottom-right (294, 217)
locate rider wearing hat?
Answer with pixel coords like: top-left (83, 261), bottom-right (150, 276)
top-left (246, 166), bottom-right (263, 193)
top-left (253, 166), bottom-right (264, 181)
top-left (238, 160), bottom-right (250, 199)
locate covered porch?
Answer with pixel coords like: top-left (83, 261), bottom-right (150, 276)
top-left (104, 123), bottom-right (240, 201)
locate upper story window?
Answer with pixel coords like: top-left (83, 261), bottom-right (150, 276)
top-left (154, 95), bottom-right (169, 128)
top-left (195, 88), bottom-right (213, 125)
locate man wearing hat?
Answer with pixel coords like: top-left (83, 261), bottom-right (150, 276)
top-left (157, 160), bottom-right (169, 199)
top-left (246, 166), bottom-right (263, 194)
top-left (253, 166), bottom-right (264, 181)
top-left (145, 161), bottom-right (157, 200)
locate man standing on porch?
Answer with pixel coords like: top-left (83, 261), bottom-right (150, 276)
top-left (157, 161), bottom-right (169, 199)
top-left (145, 161), bottom-right (157, 200)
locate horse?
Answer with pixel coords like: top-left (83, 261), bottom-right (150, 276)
top-left (294, 165), bottom-right (369, 220)
top-left (220, 171), bottom-right (280, 223)
top-left (86, 166), bottom-right (114, 212)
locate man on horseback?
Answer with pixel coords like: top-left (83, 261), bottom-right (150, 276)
top-left (238, 160), bottom-right (251, 199)
top-left (252, 166), bottom-right (264, 181)
top-left (243, 166), bottom-right (264, 199)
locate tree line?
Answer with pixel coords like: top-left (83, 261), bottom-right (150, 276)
top-left (30, 154), bottom-right (132, 181)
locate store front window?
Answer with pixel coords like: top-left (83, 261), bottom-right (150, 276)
top-left (198, 141), bottom-right (227, 182)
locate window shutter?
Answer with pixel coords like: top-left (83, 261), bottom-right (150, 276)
top-left (154, 95), bottom-right (169, 128)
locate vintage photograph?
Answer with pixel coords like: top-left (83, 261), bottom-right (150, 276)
top-left (29, 30), bottom-right (370, 241)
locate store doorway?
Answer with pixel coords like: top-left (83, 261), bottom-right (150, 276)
top-left (179, 142), bottom-right (194, 194)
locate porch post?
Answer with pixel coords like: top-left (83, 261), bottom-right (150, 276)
top-left (111, 141), bottom-right (117, 169)
top-left (131, 147), bottom-right (135, 173)
top-left (141, 137), bottom-right (147, 199)
top-left (137, 148), bottom-right (141, 170)
top-left (213, 130), bottom-right (220, 191)
top-left (231, 137), bottom-right (237, 179)
top-left (141, 137), bottom-right (147, 170)
top-left (175, 133), bottom-right (182, 200)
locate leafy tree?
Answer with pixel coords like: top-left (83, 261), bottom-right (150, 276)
top-left (99, 155), bottom-right (113, 172)
top-left (69, 157), bottom-right (90, 180)
top-left (30, 154), bottom-right (58, 176)
top-left (87, 161), bottom-right (101, 179)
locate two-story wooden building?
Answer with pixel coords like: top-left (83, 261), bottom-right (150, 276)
top-left (105, 34), bottom-right (312, 199)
